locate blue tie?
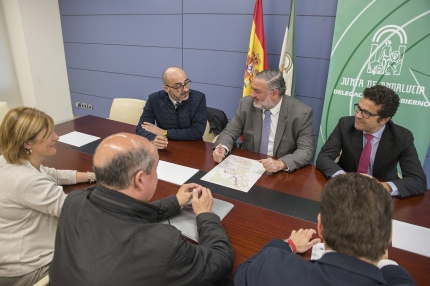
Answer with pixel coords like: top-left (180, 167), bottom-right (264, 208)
top-left (259, 110), bottom-right (271, 154)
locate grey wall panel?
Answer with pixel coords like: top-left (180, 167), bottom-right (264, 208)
top-left (298, 0), bottom-right (338, 16)
top-left (183, 14), bottom-right (250, 52)
top-left (64, 43), bottom-right (182, 77)
top-left (295, 57), bottom-right (330, 99)
top-left (267, 54), bottom-right (281, 70)
top-left (263, 0), bottom-right (290, 15)
top-left (184, 0), bottom-right (254, 14)
top-left (295, 95), bottom-right (324, 137)
top-left (59, 0), bottom-right (182, 15)
top-left (183, 14), bottom-right (288, 55)
top-left (183, 49), bottom-right (245, 88)
top-left (67, 69), bottom-right (161, 100)
top-left (184, 0), bottom-right (292, 15)
top-left (264, 15), bottom-right (289, 55)
top-left (192, 82), bottom-right (242, 120)
top-left (61, 15), bottom-right (182, 48)
top-left (296, 16), bottom-right (335, 59)
top-left (71, 92), bottom-right (113, 118)
top-left (184, 0), bottom-right (338, 17)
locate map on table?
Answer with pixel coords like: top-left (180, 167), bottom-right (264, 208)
top-left (201, 155), bottom-right (266, 192)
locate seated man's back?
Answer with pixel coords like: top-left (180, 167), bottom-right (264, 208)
top-left (49, 133), bottom-right (233, 286)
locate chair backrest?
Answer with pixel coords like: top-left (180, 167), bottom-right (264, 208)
top-left (202, 121), bottom-right (217, 142)
top-left (108, 98), bottom-right (146, 125)
top-left (207, 107), bottom-right (228, 135)
top-left (0, 102), bottom-right (10, 126)
top-left (33, 275), bottom-right (49, 286)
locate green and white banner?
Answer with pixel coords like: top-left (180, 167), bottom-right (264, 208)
top-left (317, 0), bottom-right (430, 164)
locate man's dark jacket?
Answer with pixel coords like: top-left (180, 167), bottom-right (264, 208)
top-left (207, 107), bottom-right (228, 135)
top-left (49, 185), bottom-right (233, 286)
top-left (234, 239), bottom-right (416, 286)
top-left (316, 116), bottom-right (427, 197)
top-left (136, 90), bottom-right (207, 141)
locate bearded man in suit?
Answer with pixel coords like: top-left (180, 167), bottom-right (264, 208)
top-left (213, 69), bottom-right (315, 173)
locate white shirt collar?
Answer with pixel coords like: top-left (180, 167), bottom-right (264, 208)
top-left (266, 97), bottom-right (282, 115)
top-left (364, 124), bottom-right (386, 139)
top-left (168, 95), bottom-right (180, 106)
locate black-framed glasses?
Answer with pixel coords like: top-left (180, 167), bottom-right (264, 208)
top-left (165, 79), bottom-right (191, 92)
top-left (353, 103), bottom-right (379, 119)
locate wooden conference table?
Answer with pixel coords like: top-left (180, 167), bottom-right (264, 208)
top-left (45, 115), bottom-right (430, 284)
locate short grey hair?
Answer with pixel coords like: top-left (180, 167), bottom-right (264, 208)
top-left (93, 147), bottom-right (155, 189)
top-left (255, 69), bottom-right (286, 96)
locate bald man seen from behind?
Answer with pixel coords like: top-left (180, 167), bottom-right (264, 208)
top-left (49, 133), bottom-right (233, 286)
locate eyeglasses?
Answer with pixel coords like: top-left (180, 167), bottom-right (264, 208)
top-left (354, 104), bottom-right (379, 119)
top-left (165, 79), bottom-right (191, 92)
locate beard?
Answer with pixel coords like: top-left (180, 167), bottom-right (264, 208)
top-left (253, 96), bottom-right (276, 110)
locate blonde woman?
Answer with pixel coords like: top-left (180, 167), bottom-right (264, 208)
top-left (0, 107), bottom-right (95, 285)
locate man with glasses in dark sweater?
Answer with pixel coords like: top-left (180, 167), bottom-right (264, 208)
top-left (136, 66), bottom-right (207, 149)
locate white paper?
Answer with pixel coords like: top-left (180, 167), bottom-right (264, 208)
top-left (161, 198), bottom-right (234, 242)
top-left (58, 131), bottom-right (100, 147)
top-left (392, 220), bottom-right (430, 257)
top-left (201, 155), bottom-right (266, 192)
top-left (157, 160), bottom-right (199, 185)
top-left (311, 243), bottom-right (326, 260)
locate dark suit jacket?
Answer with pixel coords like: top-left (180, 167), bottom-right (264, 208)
top-left (316, 116), bottom-right (427, 197)
top-left (234, 239), bottom-right (417, 286)
top-left (215, 96), bottom-right (314, 172)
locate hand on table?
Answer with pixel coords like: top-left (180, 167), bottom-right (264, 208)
top-left (152, 135), bottom-right (168, 149)
top-left (259, 158), bottom-right (287, 173)
top-left (176, 183), bottom-right (202, 208)
top-left (359, 173), bottom-right (392, 193)
top-left (142, 122), bottom-right (164, 136)
top-left (213, 144), bottom-right (227, 163)
top-left (287, 228), bottom-right (321, 253)
top-left (192, 187), bottom-right (213, 216)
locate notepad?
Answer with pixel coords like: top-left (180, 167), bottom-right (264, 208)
top-left (161, 198), bottom-right (234, 242)
top-left (392, 220), bottom-right (430, 257)
top-left (157, 160), bottom-right (199, 185)
top-left (59, 131), bottom-right (100, 147)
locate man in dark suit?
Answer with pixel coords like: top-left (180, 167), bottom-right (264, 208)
top-left (316, 85), bottom-right (426, 198)
top-left (136, 66), bottom-right (207, 150)
top-left (212, 69), bottom-right (314, 173)
top-left (234, 173), bottom-right (417, 286)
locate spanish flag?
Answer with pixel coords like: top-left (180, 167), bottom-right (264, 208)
top-left (243, 0), bottom-right (268, 97)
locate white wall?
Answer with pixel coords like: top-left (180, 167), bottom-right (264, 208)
top-left (0, 1), bottom-right (21, 108)
top-left (1, 0), bottom-right (73, 123)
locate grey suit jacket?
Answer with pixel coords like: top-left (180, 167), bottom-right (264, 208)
top-left (316, 116), bottom-right (427, 197)
top-left (215, 96), bottom-right (314, 172)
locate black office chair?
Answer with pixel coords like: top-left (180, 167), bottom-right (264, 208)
top-left (207, 107), bottom-right (228, 135)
